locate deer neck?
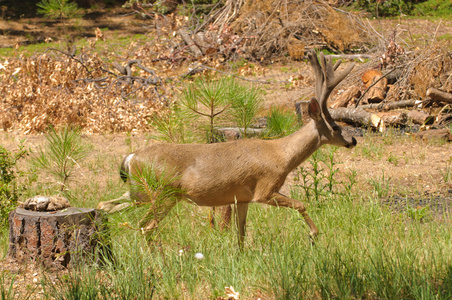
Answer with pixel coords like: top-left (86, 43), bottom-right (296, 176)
top-left (278, 121), bottom-right (322, 172)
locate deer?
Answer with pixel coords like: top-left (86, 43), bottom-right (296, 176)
top-left (97, 50), bottom-right (357, 248)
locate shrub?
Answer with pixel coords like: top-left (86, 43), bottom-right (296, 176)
top-left (355, 0), bottom-right (415, 17)
top-left (0, 142), bottom-right (29, 225)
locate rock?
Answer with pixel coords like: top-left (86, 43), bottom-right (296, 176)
top-left (20, 195), bottom-right (71, 211)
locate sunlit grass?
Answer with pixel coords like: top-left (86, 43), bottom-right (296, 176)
top-left (2, 131), bottom-right (452, 298)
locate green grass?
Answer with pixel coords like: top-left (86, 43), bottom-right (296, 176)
top-left (20, 190), bottom-right (452, 299)
top-left (0, 32), bottom-right (150, 58)
top-left (412, 0), bottom-right (452, 20)
top-left (2, 134), bottom-right (452, 299)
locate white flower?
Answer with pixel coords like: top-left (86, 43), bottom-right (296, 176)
top-left (194, 252), bottom-right (204, 260)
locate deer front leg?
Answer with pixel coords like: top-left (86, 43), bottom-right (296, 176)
top-left (97, 191), bottom-right (132, 213)
top-left (256, 192), bottom-right (319, 239)
top-left (136, 192), bottom-right (178, 239)
top-left (234, 203), bottom-right (249, 249)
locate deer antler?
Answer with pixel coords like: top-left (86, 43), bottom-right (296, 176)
top-left (307, 50), bottom-right (355, 119)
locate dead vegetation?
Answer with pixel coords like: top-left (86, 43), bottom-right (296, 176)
top-left (328, 36), bottom-right (452, 133)
top-left (0, 1), bottom-right (451, 135)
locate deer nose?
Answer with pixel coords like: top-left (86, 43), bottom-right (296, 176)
top-left (346, 137), bottom-right (357, 148)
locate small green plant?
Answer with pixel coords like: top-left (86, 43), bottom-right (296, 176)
top-left (33, 126), bottom-right (90, 192)
top-left (148, 105), bottom-right (191, 144)
top-left (0, 275), bottom-right (32, 300)
top-left (179, 77), bottom-right (233, 143)
top-left (130, 163), bottom-right (183, 242)
top-left (387, 153), bottom-right (399, 166)
top-left (264, 107), bottom-right (299, 138)
top-left (228, 83), bottom-right (263, 139)
top-left (37, 0), bottom-right (82, 21)
top-left (292, 146), bottom-right (343, 203)
top-left (0, 142), bottom-right (29, 226)
top-left (368, 171), bottom-right (392, 198)
top-left (406, 204), bottom-right (430, 222)
top-left (440, 158), bottom-right (452, 184)
top-left (359, 135), bottom-right (384, 160)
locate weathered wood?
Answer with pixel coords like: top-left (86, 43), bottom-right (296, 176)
top-left (364, 75), bottom-right (388, 103)
top-left (361, 69), bottom-right (382, 88)
top-left (360, 100), bottom-right (420, 111)
top-left (178, 27), bottom-right (203, 57)
top-left (407, 110), bottom-right (434, 125)
top-left (8, 208), bottom-right (110, 268)
top-left (426, 88), bottom-right (452, 104)
top-left (376, 111), bottom-right (408, 127)
top-left (330, 86), bottom-right (361, 109)
top-left (330, 107), bottom-right (385, 131)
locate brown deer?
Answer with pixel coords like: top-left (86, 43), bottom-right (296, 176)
top-left (97, 51), bottom-right (356, 247)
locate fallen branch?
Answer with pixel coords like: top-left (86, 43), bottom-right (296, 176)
top-left (360, 100), bottom-right (420, 111)
top-left (178, 27), bottom-right (203, 57)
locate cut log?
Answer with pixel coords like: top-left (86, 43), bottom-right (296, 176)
top-left (361, 69), bottom-right (382, 88)
top-left (8, 208), bottom-right (110, 269)
top-left (331, 86), bottom-right (361, 109)
top-left (364, 75), bottom-right (388, 104)
top-left (330, 107), bottom-right (385, 131)
top-left (426, 88), bottom-right (452, 104)
top-left (178, 27), bottom-right (203, 57)
top-left (360, 100), bottom-right (420, 111)
top-left (407, 110), bottom-right (434, 125)
top-left (376, 111), bottom-right (408, 127)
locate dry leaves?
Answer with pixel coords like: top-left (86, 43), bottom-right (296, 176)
top-left (0, 48), bottom-right (172, 134)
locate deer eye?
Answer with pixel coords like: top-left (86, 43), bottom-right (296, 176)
top-left (332, 124), bottom-right (340, 131)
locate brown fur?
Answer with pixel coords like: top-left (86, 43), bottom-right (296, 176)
top-left (98, 51), bottom-right (357, 248)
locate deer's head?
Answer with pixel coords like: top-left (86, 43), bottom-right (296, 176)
top-left (307, 51), bottom-right (357, 149)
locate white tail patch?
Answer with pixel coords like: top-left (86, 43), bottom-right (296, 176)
top-left (124, 153), bottom-right (134, 176)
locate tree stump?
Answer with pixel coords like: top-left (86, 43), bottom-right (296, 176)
top-left (8, 207), bottom-right (110, 269)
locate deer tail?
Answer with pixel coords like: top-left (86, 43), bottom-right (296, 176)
top-left (120, 154), bottom-right (134, 183)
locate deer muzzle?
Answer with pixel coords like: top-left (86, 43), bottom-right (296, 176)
top-left (345, 137), bottom-right (357, 148)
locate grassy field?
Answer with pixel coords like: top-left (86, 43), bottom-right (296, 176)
top-left (1, 129), bottom-right (452, 299)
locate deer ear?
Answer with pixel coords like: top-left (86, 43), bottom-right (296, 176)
top-left (308, 97), bottom-right (321, 121)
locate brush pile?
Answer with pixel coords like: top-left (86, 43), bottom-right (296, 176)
top-left (327, 38), bottom-right (452, 134)
top-left (0, 48), bottom-right (173, 133)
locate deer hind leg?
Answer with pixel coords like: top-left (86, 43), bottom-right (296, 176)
top-left (210, 205), bottom-right (233, 230)
top-left (256, 192), bottom-right (319, 239)
top-left (234, 203), bottom-right (249, 249)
